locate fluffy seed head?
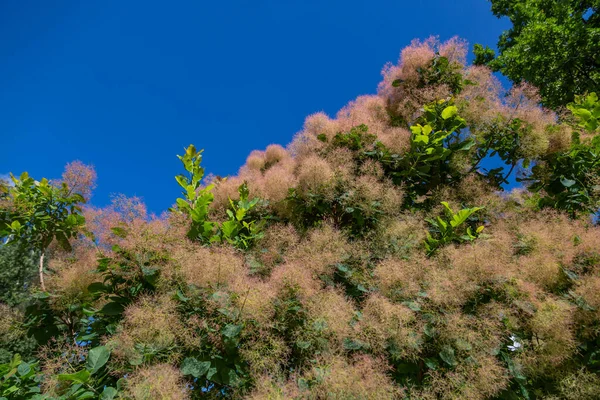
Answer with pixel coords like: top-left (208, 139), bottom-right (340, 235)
top-left (126, 363), bottom-right (189, 400)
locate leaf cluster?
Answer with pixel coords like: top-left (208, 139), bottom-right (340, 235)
top-left (0, 347), bottom-right (116, 400)
top-left (172, 145), bottom-right (266, 249)
top-left (0, 173), bottom-right (86, 252)
top-left (424, 202), bottom-right (485, 256)
top-left (477, 0), bottom-right (600, 109)
top-left (524, 92), bottom-right (600, 216)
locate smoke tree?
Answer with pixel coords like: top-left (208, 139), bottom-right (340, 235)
top-left (1, 37), bottom-right (600, 399)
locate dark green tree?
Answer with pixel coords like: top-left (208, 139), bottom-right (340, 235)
top-left (0, 245), bottom-right (39, 364)
top-left (475, 0), bottom-right (600, 109)
top-left (0, 244), bottom-right (37, 307)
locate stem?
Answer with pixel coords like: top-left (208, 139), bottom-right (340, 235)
top-left (65, 357), bottom-right (99, 394)
top-left (469, 127), bottom-right (497, 174)
top-left (39, 251), bottom-right (46, 291)
top-left (502, 162), bottom-right (517, 184)
top-left (417, 359), bottom-right (425, 384)
top-left (237, 288), bottom-right (251, 323)
top-left (574, 63), bottom-right (599, 89)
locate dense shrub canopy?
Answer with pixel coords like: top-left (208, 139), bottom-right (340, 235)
top-left (1, 37), bottom-right (600, 399)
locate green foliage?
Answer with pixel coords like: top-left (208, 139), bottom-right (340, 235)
top-left (173, 145), bottom-right (266, 249)
top-left (176, 288), bottom-right (248, 394)
top-left (0, 173), bottom-right (86, 254)
top-left (330, 124), bottom-right (377, 150)
top-left (526, 135), bottom-right (600, 216)
top-left (472, 43), bottom-right (496, 66)
top-left (523, 93), bottom-right (600, 216)
top-left (0, 354), bottom-right (41, 399)
top-left (172, 145), bottom-right (218, 243)
top-left (367, 100), bottom-right (472, 204)
top-left (0, 238), bottom-right (39, 364)
top-left (331, 260), bottom-right (373, 303)
top-left (219, 183), bottom-right (266, 250)
top-left (0, 347), bottom-right (116, 400)
top-left (0, 172), bottom-right (86, 296)
top-left (472, 116), bottom-right (537, 188)
top-left (295, 124), bottom-right (385, 236)
top-left (477, 0), bottom-right (600, 109)
top-left (287, 183), bottom-right (383, 238)
top-left (271, 286), bottom-right (327, 369)
top-left (314, 103), bottom-right (477, 213)
top-left (89, 248), bottom-right (166, 338)
top-left (568, 92), bottom-right (600, 132)
top-left (0, 244), bottom-right (37, 307)
top-left (424, 202), bottom-right (484, 255)
top-left (51, 345), bottom-right (116, 400)
top-left (5, 35), bottom-right (600, 400)
top-left (402, 102), bottom-right (470, 189)
top-left (392, 54), bottom-right (466, 97)
top-left (417, 54), bottom-right (465, 95)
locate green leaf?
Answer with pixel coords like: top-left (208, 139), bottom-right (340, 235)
top-left (58, 369), bottom-right (90, 384)
top-left (439, 346), bottom-right (457, 367)
top-left (574, 108), bottom-right (592, 122)
top-left (176, 290), bottom-right (189, 302)
top-left (441, 201), bottom-right (453, 215)
top-left (181, 357), bottom-right (211, 378)
top-left (560, 177), bottom-right (576, 188)
top-left (220, 220), bottom-right (238, 238)
top-left (454, 138), bottom-right (476, 151)
top-left (175, 198), bottom-right (190, 212)
top-left (296, 340), bottom-right (311, 350)
top-left (86, 346), bottom-right (110, 374)
top-left (141, 267), bottom-right (160, 287)
top-left (206, 365), bottom-right (218, 381)
top-left (55, 231), bottom-right (72, 252)
top-left (414, 134), bottom-right (430, 144)
top-left (175, 174), bottom-right (189, 189)
top-left (3, 388), bottom-right (18, 396)
top-left (441, 105), bottom-right (458, 119)
top-left (17, 362), bottom-right (31, 376)
top-left (100, 387), bottom-right (118, 400)
top-left (298, 378), bottom-right (310, 391)
top-left (450, 207), bottom-right (482, 228)
top-left (402, 301), bottom-right (421, 312)
top-left (235, 208), bottom-right (246, 221)
top-left (99, 302), bottom-right (125, 316)
top-left (222, 324), bottom-right (242, 339)
top-left (343, 338), bottom-right (366, 351)
top-left (66, 214), bottom-right (78, 226)
top-left (424, 357), bottom-right (439, 370)
top-left (87, 282), bottom-right (109, 294)
top-left (436, 217), bottom-right (448, 232)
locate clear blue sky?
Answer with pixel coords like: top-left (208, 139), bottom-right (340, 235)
top-left (0, 1), bottom-right (510, 214)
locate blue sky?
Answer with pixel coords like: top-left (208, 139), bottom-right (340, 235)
top-left (0, 1), bottom-right (510, 214)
